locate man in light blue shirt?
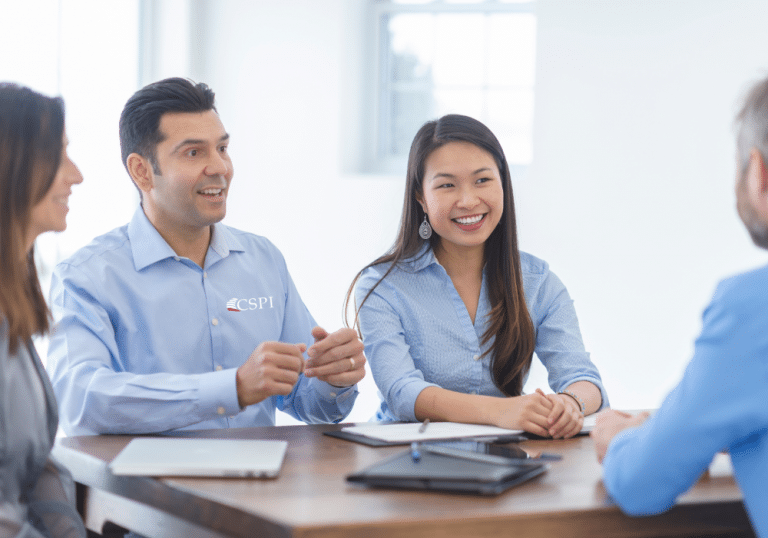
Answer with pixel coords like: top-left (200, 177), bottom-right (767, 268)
top-left (48, 78), bottom-right (366, 435)
top-left (591, 76), bottom-right (768, 537)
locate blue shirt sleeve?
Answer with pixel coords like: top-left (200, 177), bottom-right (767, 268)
top-left (356, 268), bottom-right (441, 422)
top-left (527, 266), bottom-right (609, 409)
top-left (48, 264), bottom-right (243, 435)
top-left (602, 272), bottom-right (768, 527)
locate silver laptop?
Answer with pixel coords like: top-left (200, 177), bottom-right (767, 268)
top-left (109, 438), bottom-right (288, 478)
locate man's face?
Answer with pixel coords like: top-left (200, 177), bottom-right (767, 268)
top-left (142, 110), bottom-right (233, 237)
top-left (735, 151), bottom-right (768, 250)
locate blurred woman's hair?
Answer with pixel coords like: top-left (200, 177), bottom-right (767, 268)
top-left (0, 83), bottom-right (65, 351)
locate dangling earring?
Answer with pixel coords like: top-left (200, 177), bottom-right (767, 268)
top-left (419, 214), bottom-right (433, 240)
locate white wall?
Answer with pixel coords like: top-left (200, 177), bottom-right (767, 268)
top-left (195, 0), bottom-right (768, 421)
top-left (522, 0), bottom-right (768, 408)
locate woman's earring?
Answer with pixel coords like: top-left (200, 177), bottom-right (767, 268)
top-left (419, 215), bottom-right (433, 240)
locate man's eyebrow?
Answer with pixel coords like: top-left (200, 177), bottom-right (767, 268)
top-left (171, 133), bottom-right (230, 154)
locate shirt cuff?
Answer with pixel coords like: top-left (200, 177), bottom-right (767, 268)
top-left (397, 380), bottom-right (441, 422)
top-left (310, 378), bottom-right (358, 422)
top-left (197, 368), bottom-right (241, 418)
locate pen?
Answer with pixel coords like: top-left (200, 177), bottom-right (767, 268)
top-left (533, 453), bottom-right (563, 461)
top-left (418, 418), bottom-right (430, 434)
top-left (411, 442), bottom-right (421, 462)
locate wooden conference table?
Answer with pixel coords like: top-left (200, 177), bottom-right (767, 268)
top-left (52, 423), bottom-right (755, 538)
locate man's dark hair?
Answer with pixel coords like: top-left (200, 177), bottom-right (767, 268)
top-left (119, 77), bottom-right (216, 176)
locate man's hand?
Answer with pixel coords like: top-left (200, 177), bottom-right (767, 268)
top-left (591, 409), bottom-right (650, 463)
top-left (303, 326), bottom-right (366, 387)
top-left (236, 341), bottom-right (306, 408)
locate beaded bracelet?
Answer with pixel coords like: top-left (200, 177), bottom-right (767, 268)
top-left (558, 390), bottom-right (586, 415)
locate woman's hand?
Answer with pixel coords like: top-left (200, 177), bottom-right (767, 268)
top-left (541, 389), bottom-right (584, 439)
top-left (490, 391), bottom-right (554, 437)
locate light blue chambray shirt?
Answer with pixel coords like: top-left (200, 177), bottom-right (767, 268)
top-left (48, 207), bottom-right (357, 435)
top-left (602, 265), bottom-right (768, 536)
top-left (356, 245), bottom-right (608, 422)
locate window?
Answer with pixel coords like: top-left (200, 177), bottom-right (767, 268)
top-left (374, 0), bottom-right (536, 176)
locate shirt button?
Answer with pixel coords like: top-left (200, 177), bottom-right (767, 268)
top-left (473, 354), bottom-right (481, 361)
top-left (215, 365), bottom-right (223, 371)
top-left (471, 390), bottom-right (479, 395)
top-left (212, 318), bottom-right (219, 326)
top-left (329, 392), bottom-right (337, 398)
top-left (203, 271), bottom-right (208, 278)
top-left (217, 407), bottom-right (225, 415)
top-left (174, 256), bottom-right (180, 261)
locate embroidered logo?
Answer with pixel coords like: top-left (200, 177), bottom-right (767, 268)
top-left (226, 297), bottom-right (274, 312)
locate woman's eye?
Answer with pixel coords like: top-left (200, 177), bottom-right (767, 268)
top-left (188, 149), bottom-right (198, 157)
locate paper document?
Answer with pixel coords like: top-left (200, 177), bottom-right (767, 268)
top-left (341, 422), bottom-right (525, 443)
top-left (343, 415), bottom-right (597, 443)
top-left (581, 414), bottom-right (597, 432)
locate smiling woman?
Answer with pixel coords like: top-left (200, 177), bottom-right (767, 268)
top-left (347, 114), bottom-right (608, 439)
top-left (0, 82), bottom-right (86, 537)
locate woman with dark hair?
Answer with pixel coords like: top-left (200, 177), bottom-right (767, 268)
top-left (348, 114), bottom-right (607, 438)
top-left (0, 83), bottom-right (85, 537)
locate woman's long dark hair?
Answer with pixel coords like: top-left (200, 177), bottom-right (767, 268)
top-left (0, 83), bottom-right (65, 352)
top-left (345, 114), bottom-right (535, 396)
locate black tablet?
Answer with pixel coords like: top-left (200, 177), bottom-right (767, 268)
top-left (347, 441), bottom-right (549, 495)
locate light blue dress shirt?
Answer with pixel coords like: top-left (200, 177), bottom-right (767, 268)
top-left (356, 245), bottom-right (608, 422)
top-left (602, 265), bottom-right (768, 537)
top-left (48, 207), bottom-right (357, 435)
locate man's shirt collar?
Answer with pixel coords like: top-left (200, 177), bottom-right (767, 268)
top-left (127, 206), bottom-right (245, 271)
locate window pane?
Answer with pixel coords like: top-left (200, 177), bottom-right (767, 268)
top-left (433, 88), bottom-right (484, 119)
top-left (391, 90), bottom-right (435, 154)
top-left (378, 3), bottom-right (537, 168)
top-left (432, 14), bottom-right (485, 86)
top-left (389, 14), bottom-right (434, 83)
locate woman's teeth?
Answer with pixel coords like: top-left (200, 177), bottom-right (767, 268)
top-left (454, 215), bottom-right (483, 225)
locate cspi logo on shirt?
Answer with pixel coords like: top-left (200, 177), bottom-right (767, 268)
top-left (227, 297), bottom-right (274, 312)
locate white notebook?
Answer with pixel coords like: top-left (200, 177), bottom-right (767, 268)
top-left (109, 438), bottom-right (288, 478)
top-left (342, 415), bottom-right (597, 444)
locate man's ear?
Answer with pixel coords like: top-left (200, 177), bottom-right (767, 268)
top-left (126, 153), bottom-right (154, 194)
top-left (747, 148), bottom-right (768, 214)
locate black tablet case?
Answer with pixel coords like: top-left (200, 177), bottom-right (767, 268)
top-left (347, 448), bottom-right (547, 495)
